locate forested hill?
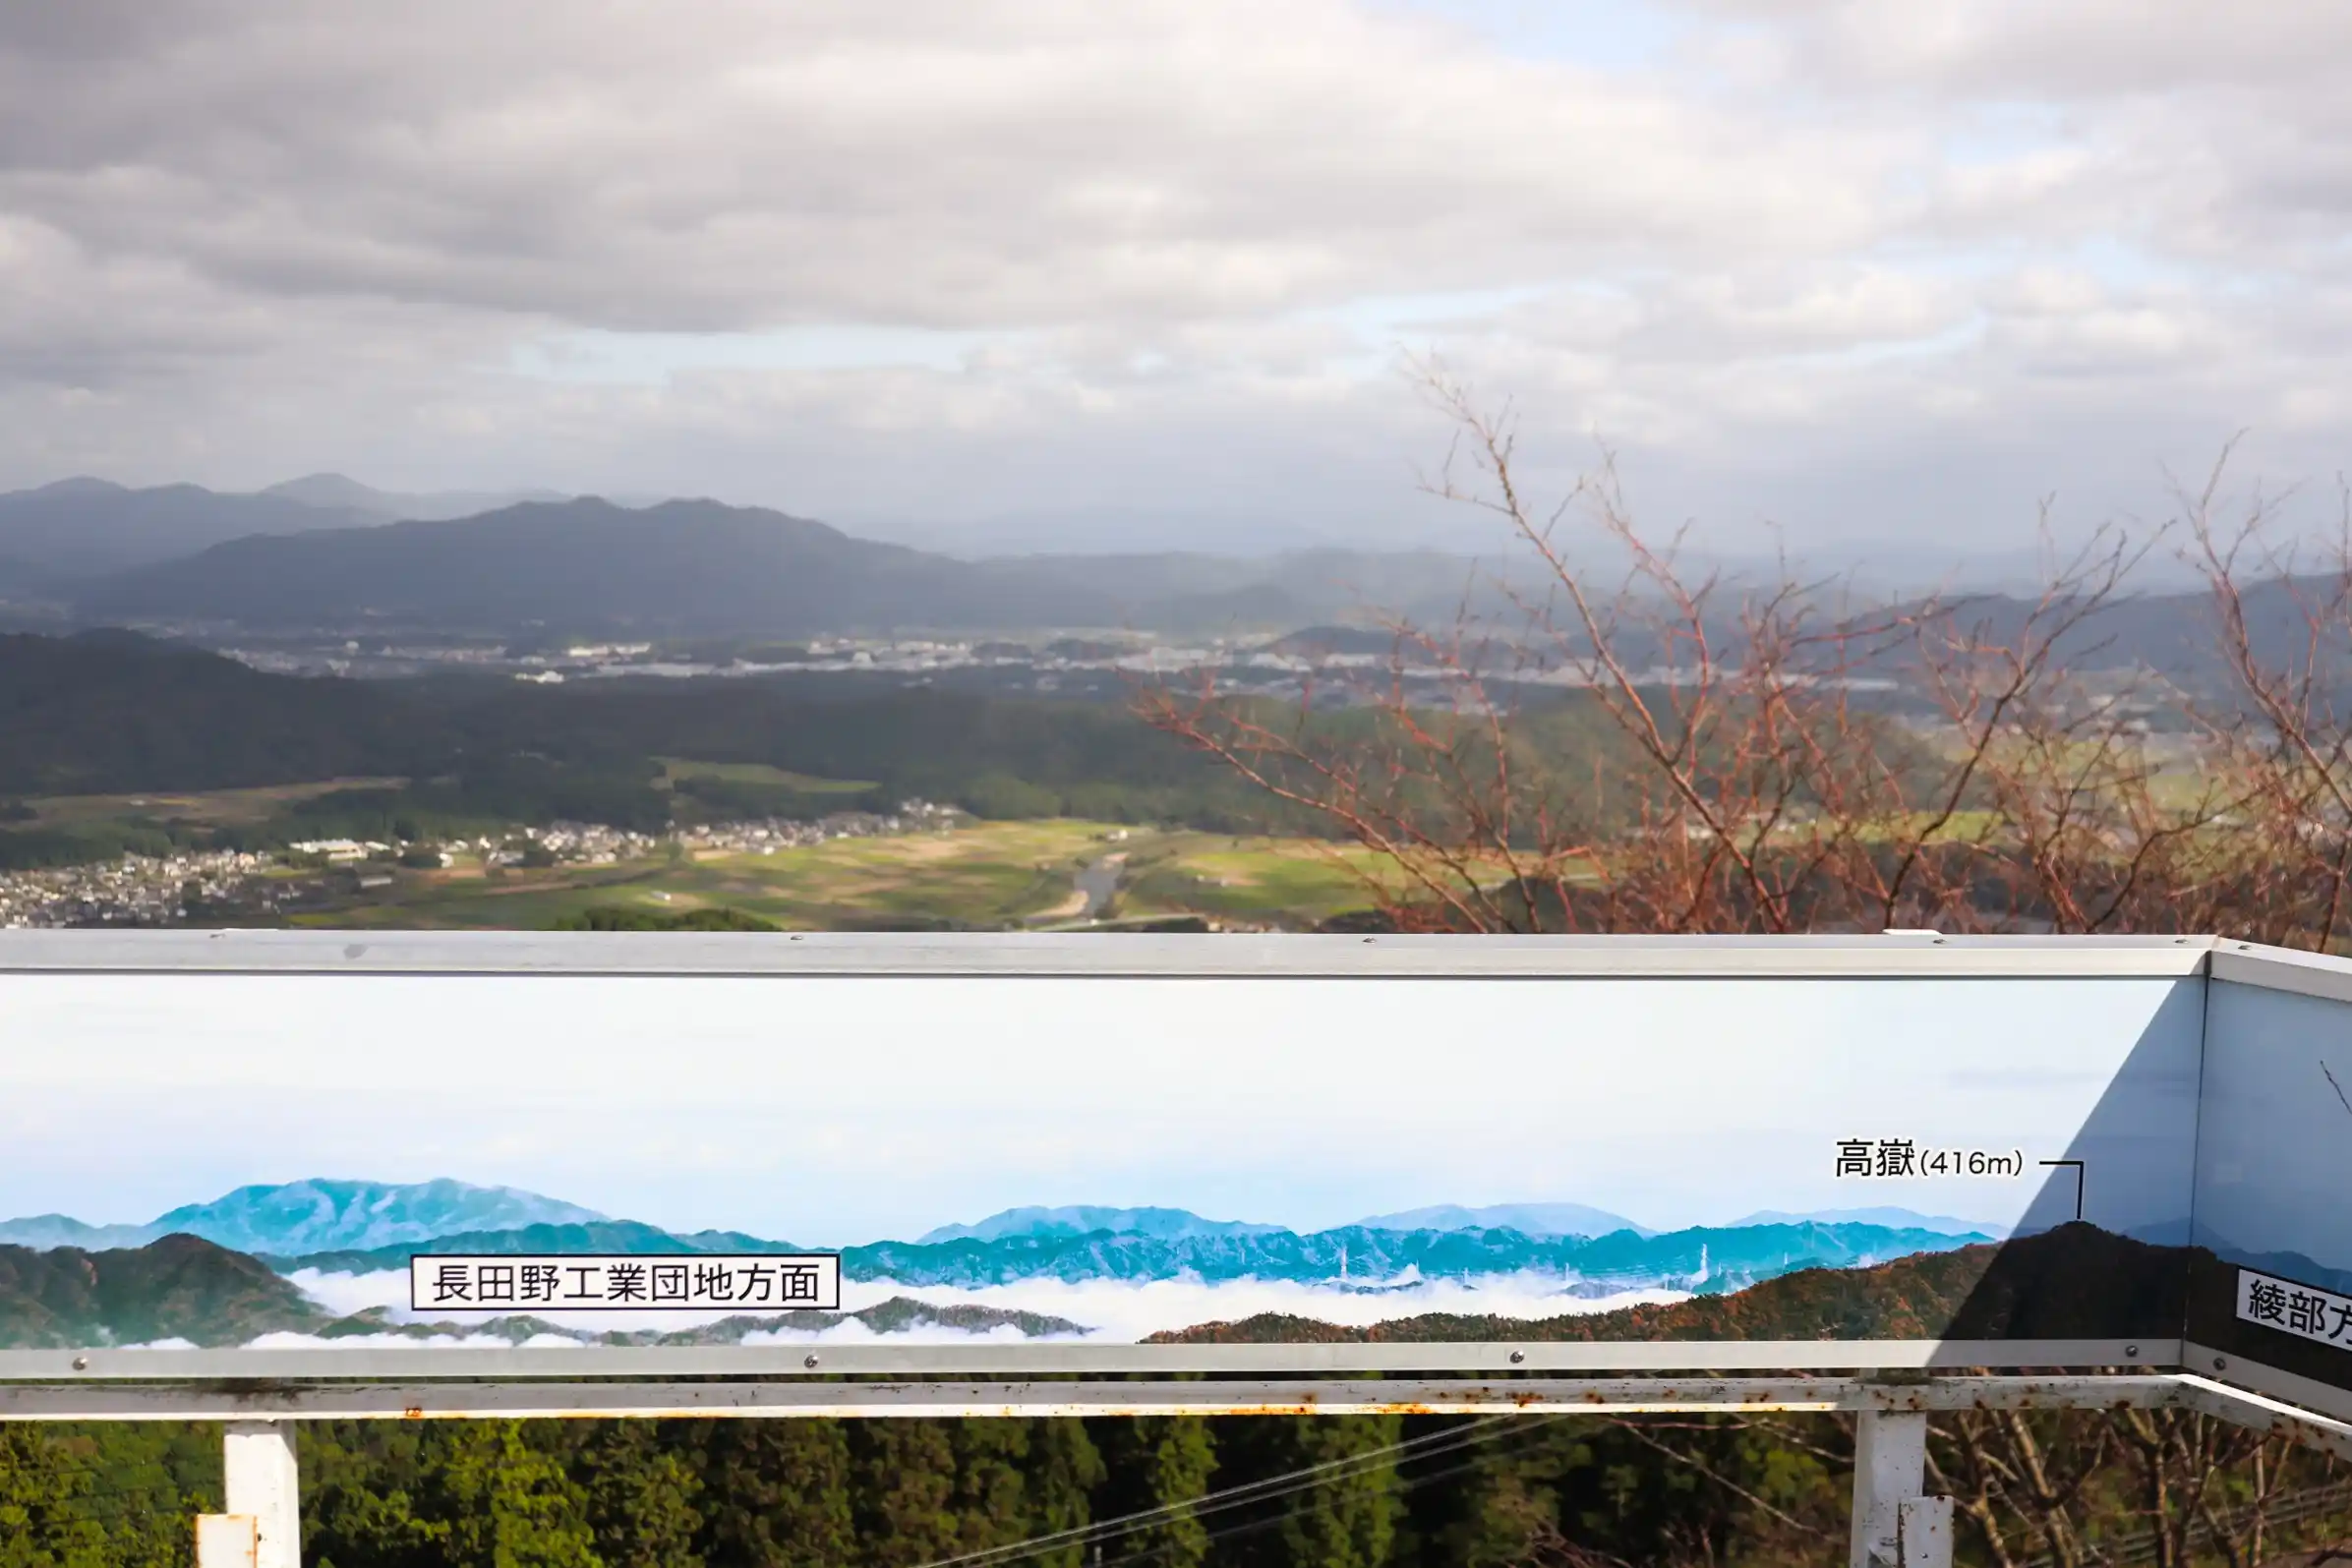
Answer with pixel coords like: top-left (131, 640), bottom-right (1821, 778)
top-left (0, 630), bottom-right (1295, 841)
top-left (0, 629), bottom-right (1664, 851)
top-left (1150, 1223), bottom-right (2190, 1344)
top-left (0, 630), bottom-right (430, 794)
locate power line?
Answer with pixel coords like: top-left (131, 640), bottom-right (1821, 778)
top-left (908, 1413), bottom-right (1569, 1568)
top-left (1085, 1432), bottom-right (1577, 1568)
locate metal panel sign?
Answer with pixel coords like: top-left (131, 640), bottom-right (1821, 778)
top-left (2189, 968), bottom-right (2352, 1418)
top-left (0, 939), bottom-right (2211, 1371)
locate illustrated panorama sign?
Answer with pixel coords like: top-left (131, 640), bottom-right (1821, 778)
top-left (0, 933), bottom-right (2339, 1414)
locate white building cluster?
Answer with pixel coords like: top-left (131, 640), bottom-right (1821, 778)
top-left (0, 849), bottom-right (279, 928)
top-left (0, 803), bottom-right (968, 928)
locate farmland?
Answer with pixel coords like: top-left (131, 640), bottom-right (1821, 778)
top-left (287, 819), bottom-right (1399, 932)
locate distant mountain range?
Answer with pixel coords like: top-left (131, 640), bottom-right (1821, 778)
top-left (1730, 1207), bottom-right (2002, 1238)
top-left (3, 1186), bottom-right (1999, 1297)
top-left (264, 1217), bottom-right (1993, 1302)
top-left (0, 478), bottom-right (376, 586)
top-left (0, 1236), bottom-right (1081, 1349)
top-left (0, 476), bottom-right (596, 591)
top-left (0, 478), bottom-right (1504, 636)
top-left (1, 1181), bottom-right (2157, 1352)
top-left (830, 1219), bottom-right (1987, 1295)
top-left (0, 1179), bottom-right (604, 1254)
top-left (915, 1205), bottom-right (1291, 1245)
top-left (0, 1224), bottom-right (2184, 1351)
top-left (69, 496), bottom-right (1447, 637)
top-left (4, 476), bottom-right (2342, 678)
top-left (260, 474), bottom-right (579, 522)
top-left (1355, 1203), bottom-right (1652, 1239)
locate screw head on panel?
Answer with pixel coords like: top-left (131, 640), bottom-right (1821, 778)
top-left (2214, 1356), bottom-right (2228, 1370)
top-left (70, 1356), bottom-right (88, 1371)
top-left (2125, 1345), bottom-right (2141, 1360)
top-left (805, 1354), bottom-right (821, 1368)
top-left (1509, 1350), bottom-right (1526, 1365)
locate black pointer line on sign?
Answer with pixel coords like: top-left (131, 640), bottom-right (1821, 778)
top-left (2324, 1061), bottom-right (2352, 1121)
top-left (2039, 1158), bottom-right (2087, 1223)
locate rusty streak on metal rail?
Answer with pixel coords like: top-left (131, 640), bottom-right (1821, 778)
top-left (6, 1376), bottom-right (2349, 1465)
top-left (0, 1374), bottom-right (2208, 1423)
top-left (6, 1375), bottom-right (2336, 1467)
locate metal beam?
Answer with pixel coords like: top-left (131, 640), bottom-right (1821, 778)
top-left (0, 1374), bottom-right (2186, 1423)
top-left (2173, 1375), bottom-right (2352, 1464)
top-left (0, 928), bottom-right (2215, 978)
top-left (0, 1338), bottom-right (2177, 1382)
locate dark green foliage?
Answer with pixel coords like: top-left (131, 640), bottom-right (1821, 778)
top-left (1214, 1416), bottom-right (1403, 1568)
top-left (668, 772), bottom-right (887, 823)
top-left (13, 1409), bottom-right (2341, 1568)
top-left (852, 1423), bottom-right (962, 1566)
top-left (0, 1423), bottom-right (218, 1568)
top-left (0, 1426), bottom-right (108, 1567)
top-left (427, 1423), bottom-right (601, 1568)
top-left (306, 1423), bottom-right (601, 1568)
top-left (1023, 1421), bottom-right (1109, 1568)
top-left (440, 682), bottom-right (1301, 831)
top-left (0, 817), bottom-right (199, 869)
top-left (1092, 1417), bottom-right (1218, 1568)
top-left (696, 1423), bottom-right (854, 1568)
top-left (0, 631), bottom-right (426, 795)
top-left (573, 1423), bottom-right (704, 1568)
top-left (0, 1236), bottom-right (329, 1348)
top-left (0, 631), bottom-right (1318, 852)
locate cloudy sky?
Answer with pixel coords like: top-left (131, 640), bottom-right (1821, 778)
top-left (2, 1), bottom-right (2347, 553)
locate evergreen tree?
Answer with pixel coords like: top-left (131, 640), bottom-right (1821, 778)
top-left (1021, 1420), bottom-right (1106, 1568)
top-left (1090, 1418), bottom-right (1215, 1568)
top-left (304, 1423), bottom-right (441, 1568)
top-left (852, 1422), bottom-right (961, 1567)
top-left (697, 1421), bottom-right (856, 1568)
top-left (577, 1423), bottom-right (703, 1568)
top-left (948, 1421), bottom-right (1034, 1557)
top-left (1271, 1417), bottom-right (1404, 1568)
top-left (424, 1422), bottom-right (602, 1568)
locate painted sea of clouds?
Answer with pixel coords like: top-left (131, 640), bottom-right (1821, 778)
top-left (253, 1268), bottom-right (1696, 1348)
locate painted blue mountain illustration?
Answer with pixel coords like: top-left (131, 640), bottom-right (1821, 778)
top-left (917, 1205), bottom-right (1290, 1244)
top-left (0, 1179), bottom-right (604, 1254)
top-left (1353, 1202), bottom-right (1653, 1239)
top-left (829, 1220), bottom-right (1991, 1294)
top-left (1730, 1207), bottom-right (2005, 1238)
top-left (254, 1219), bottom-right (1993, 1300)
top-left (0, 1183), bottom-right (2000, 1303)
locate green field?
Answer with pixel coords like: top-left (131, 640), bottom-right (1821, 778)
top-left (16, 778), bottom-right (408, 829)
top-left (292, 819), bottom-right (1393, 931)
top-left (654, 758), bottom-right (873, 793)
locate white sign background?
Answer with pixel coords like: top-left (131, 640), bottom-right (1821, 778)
top-left (0, 972), bottom-right (2201, 1247)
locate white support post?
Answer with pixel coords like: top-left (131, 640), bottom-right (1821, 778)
top-left (1850, 1411), bottom-right (1928, 1568)
top-left (1899, 1495), bottom-right (1955, 1568)
top-left (222, 1422), bottom-right (301, 1568)
top-left (195, 1514), bottom-right (259, 1568)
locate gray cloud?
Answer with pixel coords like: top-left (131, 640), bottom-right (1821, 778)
top-left (0, 0), bottom-right (2344, 553)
